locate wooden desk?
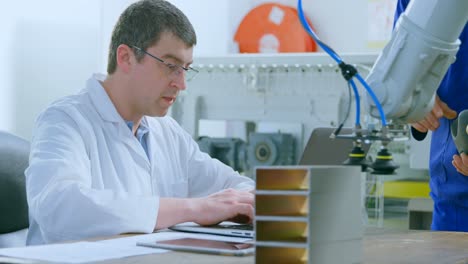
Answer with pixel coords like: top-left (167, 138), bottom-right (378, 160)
top-left (364, 230), bottom-right (468, 264)
top-left (92, 229), bottom-right (468, 264)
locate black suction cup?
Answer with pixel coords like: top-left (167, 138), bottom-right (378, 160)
top-left (370, 148), bottom-right (399, 174)
top-left (343, 146), bottom-right (370, 171)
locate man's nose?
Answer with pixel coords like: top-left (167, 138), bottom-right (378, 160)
top-left (171, 71), bottom-right (187, 90)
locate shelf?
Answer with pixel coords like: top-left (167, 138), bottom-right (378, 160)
top-left (255, 241), bottom-right (308, 248)
top-left (255, 190), bottom-right (309, 196)
top-left (254, 166), bottom-right (363, 264)
top-left (255, 215), bottom-right (308, 222)
top-left (256, 168), bottom-right (308, 190)
top-left (256, 221), bottom-right (308, 243)
top-left (256, 246), bottom-right (307, 264)
top-left (256, 195), bottom-right (308, 216)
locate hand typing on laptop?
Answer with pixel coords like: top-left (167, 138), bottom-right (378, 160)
top-left (194, 188), bottom-right (254, 226)
top-left (155, 188), bottom-right (254, 230)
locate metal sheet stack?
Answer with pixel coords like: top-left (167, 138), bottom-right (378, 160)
top-left (254, 166), bottom-right (363, 264)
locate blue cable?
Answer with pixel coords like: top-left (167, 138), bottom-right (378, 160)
top-left (297, 0), bottom-right (342, 64)
top-left (297, 0), bottom-right (388, 127)
top-left (355, 73), bottom-right (387, 126)
top-left (349, 79), bottom-right (361, 126)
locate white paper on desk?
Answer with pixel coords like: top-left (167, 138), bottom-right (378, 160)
top-left (0, 241), bottom-right (161, 264)
top-left (0, 256), bottom-right (35, 264)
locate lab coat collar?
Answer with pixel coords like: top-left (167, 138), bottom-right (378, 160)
top-left (87, 74), bottom-right (151, 167)
top-left (87, 73), bottom-right (123, 123)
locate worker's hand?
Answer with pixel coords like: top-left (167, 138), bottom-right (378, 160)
top-left (412, 96), bottom-right (457, 133)
top-left (193, 188), bottom-right (254, 226)
top-left (452, 153), bottom-right (468, 176)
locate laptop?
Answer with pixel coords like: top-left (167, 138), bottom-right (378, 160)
top-left (169, 127), bottom-right (363, 239)
top-left (299, 127), bottom-right (370, 166)
top-left (170, 222), bottom-right (254, 238)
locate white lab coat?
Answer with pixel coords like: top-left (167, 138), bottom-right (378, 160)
top-left (25, 74), bottom-right (254, 245)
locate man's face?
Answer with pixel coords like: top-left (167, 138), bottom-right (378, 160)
top-left (129, 32), bottom-right (194, 117)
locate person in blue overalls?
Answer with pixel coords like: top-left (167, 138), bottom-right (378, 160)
top-left (395, 0), bottom-right (468, 231)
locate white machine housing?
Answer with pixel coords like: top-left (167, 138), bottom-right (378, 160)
top-left (171, 53), bottom-right (377, 159)
top-left (366, 0), bottom-right (468, 123)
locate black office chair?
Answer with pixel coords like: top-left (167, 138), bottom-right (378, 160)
top-left (0, 131), bottom-right (30, 238)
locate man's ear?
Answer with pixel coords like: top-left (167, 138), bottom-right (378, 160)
top-left (116, 44), bottom-right (133, 73)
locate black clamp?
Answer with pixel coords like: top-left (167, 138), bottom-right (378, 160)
top-left (338, 62), bottom-right (358, 81)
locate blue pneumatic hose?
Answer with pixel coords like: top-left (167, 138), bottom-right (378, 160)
top-left (349, 79), bottom-right (361, 126)
top-left (355, 73), bottom-right (387, 126)
top-left (297, 0), bottom-right (388, 127)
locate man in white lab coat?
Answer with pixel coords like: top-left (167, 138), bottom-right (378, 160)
top-left (25, 0), bottom-right (254, 245)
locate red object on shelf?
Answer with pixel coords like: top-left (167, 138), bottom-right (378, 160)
top-left (234, 3), bottom-right (317, 53)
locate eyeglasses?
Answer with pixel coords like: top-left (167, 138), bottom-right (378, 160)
top-left (130, 45), bottom-right (199, 82)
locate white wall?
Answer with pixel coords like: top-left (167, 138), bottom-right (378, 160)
top-left (100, 0), bottom-right (396, 62)
top-left (100, 0), bottom-right (137, 73)
top-left (0, 0), bottom-right (101, 139)
top-left (170, 0), bottom-right (233, 55)
top-left (100, 0), bottom-right (235, 63)
top-left (0, 0), bottom-right (396, 139)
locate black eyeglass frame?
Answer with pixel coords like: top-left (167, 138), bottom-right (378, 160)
top-left (130, 45), bottom-right (199, 81)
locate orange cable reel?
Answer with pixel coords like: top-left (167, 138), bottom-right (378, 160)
top-left (234, 3), bottom-right (317, 53)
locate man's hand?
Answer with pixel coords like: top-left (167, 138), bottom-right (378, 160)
top-left (412, 96), bottom-right (457, 133)
top-left (155, 189), bottom-right (254, 230)
top-left (453, 153), bottom-right (468, 176)
top-left (192, 188), bottom-right (254, 226)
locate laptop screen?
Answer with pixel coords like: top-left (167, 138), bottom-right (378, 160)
top-left (299, 127), bottom-right (370, 166)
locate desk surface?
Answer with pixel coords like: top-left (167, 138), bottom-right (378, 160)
top-left (92, 229), bottom-right (468, 264)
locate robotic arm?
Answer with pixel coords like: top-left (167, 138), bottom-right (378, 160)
top-left (366, 0), bottom-right (468, 124)
top-left (297, 0), bottom-right (468, 173)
